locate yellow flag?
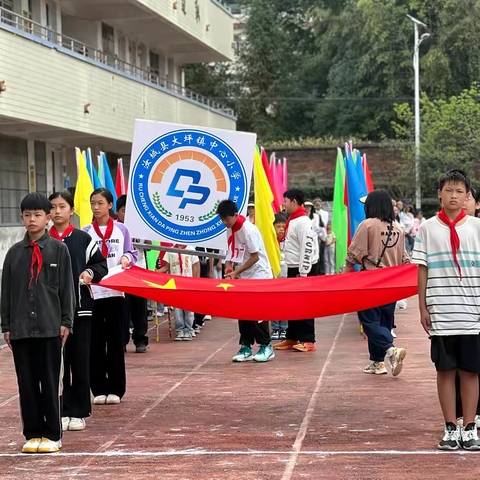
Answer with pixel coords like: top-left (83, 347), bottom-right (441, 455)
top-left (74, 148), bottom-right (94, 228)
top-left (254, 146), bottom-right (281, 277)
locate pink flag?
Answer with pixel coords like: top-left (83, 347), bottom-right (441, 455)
top-left (282, 158), bottom-right (288, 191)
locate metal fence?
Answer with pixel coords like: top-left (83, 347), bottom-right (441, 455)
top-left (0, 6), bottom-right (235, 117)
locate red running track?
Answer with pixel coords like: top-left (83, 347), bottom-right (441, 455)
top-left (0, 299), bottom-right (478, 479)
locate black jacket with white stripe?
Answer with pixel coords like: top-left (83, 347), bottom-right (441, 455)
top-left (62, 229), bottom-right (108, 314)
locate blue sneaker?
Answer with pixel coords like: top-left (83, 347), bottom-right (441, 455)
top-left (232, 345), bottom-right (253, 362)
top-left (253, 344), bottom-right (275, 362)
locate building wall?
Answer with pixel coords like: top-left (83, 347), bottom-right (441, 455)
top-left (136, 0), bottom-right (234, 61)
top-left (0, 28), bottom-right (236, 143)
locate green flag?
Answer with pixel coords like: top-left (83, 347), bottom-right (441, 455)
top-left (146, 241), bottom-right (161, 271)
top-left (332, 148), bottom-right (348, 273)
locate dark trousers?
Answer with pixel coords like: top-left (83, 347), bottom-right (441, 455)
top-left (239, 320), bottom-right (270, 346)
top-left (357, 303), bottom-right (396, 362)
top-left (319, 241), bottom-right (326, 275)
top-left (11, 337), bottom-right (62, 441)
top-left (286, 263), bottom-right (318, 343)
top-left (62, 314), bottom-right (91, 418)
top-left (123, 294), bottom-right (149, 347)
top-left (194, 313), bottom-right (206, 327)
top-left (91, 297), bottom-right (126, 398)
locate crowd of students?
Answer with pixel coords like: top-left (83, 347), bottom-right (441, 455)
top-left (3, 169), bottom-right (480, 454)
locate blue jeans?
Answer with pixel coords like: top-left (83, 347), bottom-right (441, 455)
top-left (271, 321), bottom-right (288, 331)
top-left (173, 308), bottom-right (194, 333)
top-left (357, 303), bottom-right (395, 362)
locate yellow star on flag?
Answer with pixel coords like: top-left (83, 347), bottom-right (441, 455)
top-left (216, 283), bottom-right (235, 291)
top-left (143, 278), bottom-right (177, 290)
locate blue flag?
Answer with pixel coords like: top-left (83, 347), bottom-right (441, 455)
top-left (100, 152), bottom-right (118, 206)
top-left (345, 144), bottom-right (366, 238)
top-left (355, 150), bottom-right (367, 195)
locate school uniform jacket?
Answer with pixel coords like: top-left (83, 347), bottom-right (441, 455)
top-left (0, 232), bottom-right (75, 340)
top-left (61, 229), bottom-right (108, 315)
top-left (284, 216), bottom-right (319, 276)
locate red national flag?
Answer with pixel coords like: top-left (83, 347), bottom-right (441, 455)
top-left (100, 264), bottom-right (418, 321)
top-left (115, 158), bottom-right (128, 198)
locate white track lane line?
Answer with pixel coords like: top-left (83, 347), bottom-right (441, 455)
top-left (281, 313), bottom-right (348, 480)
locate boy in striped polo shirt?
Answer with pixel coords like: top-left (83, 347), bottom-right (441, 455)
top-left (413, 169), bottom-right (480, 451)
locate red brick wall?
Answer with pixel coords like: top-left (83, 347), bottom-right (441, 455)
top-left (265, 144), bottom-right (407, 199)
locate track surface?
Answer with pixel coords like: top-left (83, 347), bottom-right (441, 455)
top-left (0, 299), bottom-right (479, 479)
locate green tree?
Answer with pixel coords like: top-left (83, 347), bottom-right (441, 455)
top-left (393, 84), bottom-right (480, 201)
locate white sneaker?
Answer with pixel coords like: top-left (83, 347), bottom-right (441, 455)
top-left (22, 438), bottom-right (42, 453)
top-left (387, 347), bottom-right (407, 377)
top-left (204, 315), bottom-right (212, 321)
top-left (182, 333), bottom-right (193, 341)
top-left (459, 415), bottom-right (480, 429)
top-left (364, 362), bottom-right (388, 375)
top-left (61, 417), bottom-right (70, 432)
top-left (175, 331), bottom-right (184, 341)
top-left (391, 329), bottom-right (397, 338)
top-left (68, 417), bottom-right (86, 431)
top-left (396, 299), bottom-right (408, 309)
top-left (163, 306), bottom-right (169, 314)
top-left (93, 395), bottom-right (107, 405)
top-left (38, 438), bottom-right (62, 453)
top-left (106, 394), bottom-right (121, 405)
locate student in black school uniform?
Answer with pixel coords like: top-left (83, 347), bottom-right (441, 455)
top-left (1, 193), bottom-right (75, 453)
top-left (116, 195), bottom-right (149, 353)
top-left (49, 192), bottom-right (108, 433)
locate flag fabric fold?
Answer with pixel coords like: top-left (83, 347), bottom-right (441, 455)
top-left (261, 148), bottom-right (280, 213)
top-left (74, 148), bottom-right (94, 228)
top-left (332, 148), bottom-right (348, 273)
top-left (362, 154), bottom-right (374, 193)
top-left (100, 264), bottom-right (418, 321)
top-left (254, 147), bottom-right (281, 278)
top-left (345, 144), bottom-right (366, 238)
top-left (99, 152), bottom-right (118, 206)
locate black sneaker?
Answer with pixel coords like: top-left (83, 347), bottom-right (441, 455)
top-left (279, 330), bottom-right (287, 340)
top-left (271, 330), bottom-right (280, 340)
top-left (461, 422), bottom-right (480, 450)
top-left (135, 344), bottom-right (148, 353)
top-left (438, 422), bottom-right (460, 450)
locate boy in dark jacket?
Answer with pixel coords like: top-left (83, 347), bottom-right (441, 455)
top-left (0, 193), bottom-right (75, 453)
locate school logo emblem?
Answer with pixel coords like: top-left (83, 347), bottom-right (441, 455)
top-left (130, 129), bottom-right (248, 243)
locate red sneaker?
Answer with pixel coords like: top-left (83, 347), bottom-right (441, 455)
top-left (293, 342), bottom-right (317, 352)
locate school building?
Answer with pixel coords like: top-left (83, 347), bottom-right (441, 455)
top-left (0, 0), bottom-right (236, 270)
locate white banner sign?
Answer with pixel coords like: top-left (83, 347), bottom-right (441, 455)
top-left (125, 120), bottom-right (256, 249)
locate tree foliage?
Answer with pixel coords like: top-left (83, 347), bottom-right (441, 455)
top-left (393, 83), bottom-right (480, 200)
top-left (185, 0), bottom-right (480, 144)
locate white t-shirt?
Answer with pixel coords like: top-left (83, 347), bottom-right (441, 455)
top-left (163, 248), bottom-right (199, 277)
top-left (226, 221), bottom-right (273, 279)
top-left (412, 216), bottom-right (480, 336)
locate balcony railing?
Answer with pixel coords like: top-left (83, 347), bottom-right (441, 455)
top-left (0, 6), bottom-right (235, 117)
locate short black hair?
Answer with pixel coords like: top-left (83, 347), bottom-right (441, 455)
top-left (283, 188), bottom-right (305, 206)
top-left (274, 212), bottom-right (288, 224)
top-left (49, 191), bottom-right (74, 209)
top-left (470, 185), bottom-right (480, 203)
top-left (217, 199), bottom-right (238, 218)
top-left (90, 188), bottom-right (114, 205)
top-left (116, 194), bottom-right (127, 212)
top-left (21, 193), bottom-right (52, 214)
top-left (364, 190), bottom-right (395, 223)
top-left (438, 169), bottom-right (471, 193)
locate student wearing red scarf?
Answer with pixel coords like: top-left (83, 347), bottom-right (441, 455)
top-left (49, 192), bottom-right (108, 433)
top-left (83, 188), bottom-right (137, 407)
top-left (413, 170), bottom-right (480, 451)
top-left (217, 200), bottom-right (275, 363)
top-left (275, 189), bottom-right (319, 352)
top-left (1, 194), bottom-right (75, 453)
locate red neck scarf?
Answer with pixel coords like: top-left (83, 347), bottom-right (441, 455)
top-left (49, 224), bottom-right (75, 242)
top-left (29, 241), bottom-right (43, 289)
top-left (284, 206), bottom-right (307, 238)
top-left (176, 245), bottom-right (188, 274)
top-left (227, 215), bottom-right (246, 257)
top-left (92, 217), bottom-right (114, 258)
top-left (438, 208), bottom-right (467, 279)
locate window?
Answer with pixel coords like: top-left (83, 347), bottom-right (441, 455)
top-left (0, 136), bottom-right (28, 225)
top-left (102, 22), bottom-right (115, 66)
top-left (35, 141), bottom-right (47, 197)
